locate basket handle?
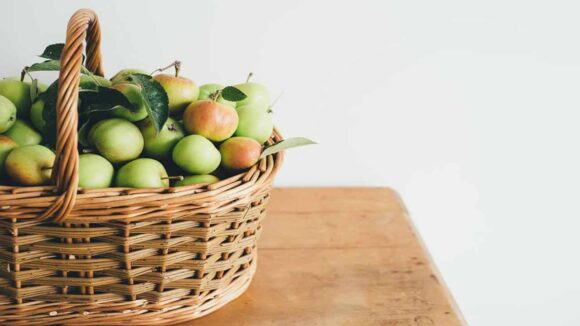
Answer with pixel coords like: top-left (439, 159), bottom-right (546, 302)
top-left (40, 9), bottom-right (104, 223)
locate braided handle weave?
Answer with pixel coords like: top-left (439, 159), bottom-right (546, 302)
top-left (40, 9), bottom-right (104, 223)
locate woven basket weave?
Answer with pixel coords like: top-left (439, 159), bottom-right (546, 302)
top-left (0, 9), bottom-right (283, 325)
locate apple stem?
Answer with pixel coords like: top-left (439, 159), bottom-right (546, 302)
top-left (162, 176), bottom-right (184, 181)
top-left (20, 68), bottom-right (34, 82)
top-left (210, 90), bottom-right (222, 102)
top-left (82, 149), bottom-right (96, 154)
top-left (174, 61), bottom-right (181, 78)
top-left (150, 60), bottom-right (182, 76)
top-left (246, 72), bottom-right (253, 83)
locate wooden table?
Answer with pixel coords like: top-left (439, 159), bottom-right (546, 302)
top-left (185, 188), bottom-right (465, 325)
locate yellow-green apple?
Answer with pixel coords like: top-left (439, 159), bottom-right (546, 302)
top-left (182, 100), bottom-right (238, 142)
top-left (110, 83), bottom-right (148, 122)
top-left (4, 120), bottom-right (42, 146)
top-left (88, 118), bottom-right (144, 163)
top-left (233, 82), bottom-right (270, 112)
top-left (140, 117), bottom-right (184, 160)
top-left (5, 144), bottom-right (55, 186)
top-left (78, 153), bottom-right (114, 189)
top-left (172, 135), bottom-right (220, 174)
top-left (174, 174), bottom-right (219, 187)
top-left (0, 135), bottom-right (17, 176)
top-left (234, 109), bottom-right (273, 144)
top-left (0, 95), bottom-right (17, 133)
top-left (220, 137), bottom-right (262, 170)
top-left (153, 74), bottom-right (199, 116)
top-left (115, 158), bottom-right (169, 188)
top-left (0, 79), bottom-right (31, 118)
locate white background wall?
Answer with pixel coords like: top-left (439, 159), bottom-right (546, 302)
top-left (1, 1), bottom-right (579, 325)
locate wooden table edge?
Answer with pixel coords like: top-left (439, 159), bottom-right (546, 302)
top-left (389, 188), bottom-right (468, 325)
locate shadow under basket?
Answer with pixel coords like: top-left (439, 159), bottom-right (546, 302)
top-left (0, 9), bottom-right (283, 326)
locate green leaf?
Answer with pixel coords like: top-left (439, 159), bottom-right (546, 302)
top-left (125, 73), bottom-right (169, 133)
top-left (39, 43), bottom-right (64, 60)
top-left (260, 137), bottom-right (316, 159)
top-left (26, 60), bottom-right (93, 75)
top-left (26, 60), bottom-right (61, 72)
top-left (221, 86), bottom-right (247, 102)
top-left (78, 86), bottom-right (134, 117)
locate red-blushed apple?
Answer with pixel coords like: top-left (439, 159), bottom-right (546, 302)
top-left (219, 137), bottom-right (262, 170)
top-left (182, 100), bottom-right (238, 142)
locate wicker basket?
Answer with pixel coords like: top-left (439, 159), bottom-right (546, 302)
top-left (0, 9), bottom-right (283, 325)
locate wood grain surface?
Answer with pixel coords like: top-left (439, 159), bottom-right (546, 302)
top-left (182, 188), bottom-right (465, 325)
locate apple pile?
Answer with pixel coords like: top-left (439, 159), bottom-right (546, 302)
top-left (0, 46), bottom-right (313, 189)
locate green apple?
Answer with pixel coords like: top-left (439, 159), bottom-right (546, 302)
top-left (234, 109), bottom-right (274, 144)
top-left (79, 75), bottom-right (112, 89)
top-left (4, 120), bottom-right (42, 146)
top-left (153, 74), bottom-right (199, 115)
top-left (30, 99), bottom-right (45, 132)
top-left (0, 79), bottom-right (31, 118)
top-left (233, 82), bottom-right (270, 112)
top-left (0, 95), bottom-right (17, 133)
top-left (174, 174), bottom-right (219, 187)
top-left (0, 135), bottom-right (17, 176)
top-left (182, 100), bottom-right (238, 142)
top-left (88, 118), bottom-right (144, 163)
top-left (5, 144), bottom-right (55, 186)
top-left (140, 117), bottom-right (184, 160)
top-left (115, 158), bottom-right (169, 188)
top-left (110, 68), bottom-right (148, 84)
top-left (198, 84), bottom-right (236, 107)
top-left (172, 135), bottom-right (220, 174)
top-left (78, 153), bottom-right (114, 189)
top-left (110, 83), bottom-right (148, 121)
top-left (220, 137), bottom-right (262, 170)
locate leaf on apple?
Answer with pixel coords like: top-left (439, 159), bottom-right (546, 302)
top-left (125, 73), bottom-right (169, 134)
top-left (39, 43), bottom-right (65, 60)
top-left (39, 43), bottom-right (86, 64)
top-left (221, 86), bottom-right (247, 102)
top-left (260, 137), bottom-right (316, 159)
top-left (79, 87), bottom-right (134, 117)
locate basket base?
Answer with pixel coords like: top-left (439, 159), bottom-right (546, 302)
top-left (0, 260), bottom-right (257, 326)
